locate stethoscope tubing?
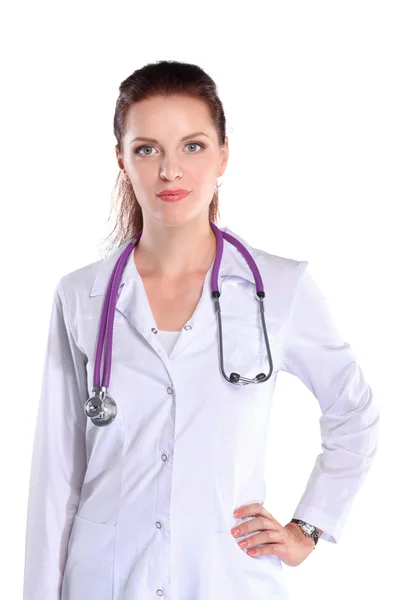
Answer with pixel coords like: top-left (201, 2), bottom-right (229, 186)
top-left (93, 231), bottom-right (141, 389)
top-left (86, 223), bottom-right (274, 426)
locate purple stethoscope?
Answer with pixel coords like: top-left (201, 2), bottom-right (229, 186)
top-left (84, 222), bottom-right (274, 426)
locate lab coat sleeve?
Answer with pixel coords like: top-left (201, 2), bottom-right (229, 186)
top-left (23, 279), bottom-right (88, 600)
top-left (281, 261), bottom-right (380, 544)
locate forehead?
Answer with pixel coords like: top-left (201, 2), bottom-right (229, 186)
top-left (123, 95), bottom-right (214, 139)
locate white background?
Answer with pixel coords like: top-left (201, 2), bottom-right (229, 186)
top-left (1, 1), bottom-right (398, 598)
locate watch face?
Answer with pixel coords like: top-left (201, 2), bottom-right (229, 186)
top-left (302, 523), bottom-right (316, 536)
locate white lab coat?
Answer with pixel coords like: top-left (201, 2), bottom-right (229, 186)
top-left (23, 225), bottom-right (379, 600)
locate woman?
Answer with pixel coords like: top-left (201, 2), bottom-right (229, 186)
top-left (23, 60), bottom-right (379, 600)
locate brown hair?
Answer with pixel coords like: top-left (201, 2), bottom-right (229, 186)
top-left (102, 60), bottom-right (227, 255)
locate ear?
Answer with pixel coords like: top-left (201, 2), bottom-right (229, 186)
top-left (115, 146), bottom-right (124, 171)
top-left (219, 136), bottom-right (229, 176)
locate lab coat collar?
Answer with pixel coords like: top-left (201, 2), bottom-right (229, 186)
top-left (89, 225), bottom-right (255, 298)
top-left (89, 225), bottom-right (258, 361)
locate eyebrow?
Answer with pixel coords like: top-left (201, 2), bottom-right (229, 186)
top-left (130, 131), bottom-right (210, 144)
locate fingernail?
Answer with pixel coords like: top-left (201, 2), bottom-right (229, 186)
top-left (233, 509), bottom-right (241, 517)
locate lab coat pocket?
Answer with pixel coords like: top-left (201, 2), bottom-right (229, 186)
top-left (210, 532), bottom-right (289, 598)
top-left (222, 323), bottom-right (269, 381)
top-left (61, 515), bottom-right (117, 600)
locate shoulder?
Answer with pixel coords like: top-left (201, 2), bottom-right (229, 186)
top-left (54, 243), bottom-right (126, 325)
top-left (57, 242), bottom-right (128, 298)
top-left (223, 225), bottom-right (309, 295)
top-left (57, 258), bottom-right (102, 301)
top-left (50, 259), bottom-right (101, 330)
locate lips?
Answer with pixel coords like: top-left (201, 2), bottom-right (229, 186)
top-left (156, 189), bottom-right (191, 202)
top-left (157, 189), bottom-right (190, 197)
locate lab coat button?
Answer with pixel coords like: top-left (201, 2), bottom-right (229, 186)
top-left (167, 387), bottom-right (173, 394)
top-left (184, 324), bottom-right (192, 330)
top-left (156, 521), bottom-right (162, 529)
top-left (151, 327), bottom-right (158, 334)
top-left (156, 590), bottom-right (164, 596)
top-left (161, 454), bottom-right (168, 461)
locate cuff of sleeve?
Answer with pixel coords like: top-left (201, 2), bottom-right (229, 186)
top-left (292, 504), bottom-right (344, 544)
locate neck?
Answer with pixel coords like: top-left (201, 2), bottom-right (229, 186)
top-left (133, 217), bottom-right (217, 280)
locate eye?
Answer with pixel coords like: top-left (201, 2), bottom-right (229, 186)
top-left (186, 142), bottom-right (204, 153)
top-left (134, 145), bottom-right (156, 156)
top-left (134, 142), bottom-right (205, 156)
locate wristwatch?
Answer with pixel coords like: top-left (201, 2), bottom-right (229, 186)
top-left (290, 519), bottom-right (320, 546)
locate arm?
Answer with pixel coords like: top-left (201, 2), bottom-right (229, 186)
top-left (23, 279), bottom-right (88, 599)
top-left (281, 262), bottom-right (380, 544)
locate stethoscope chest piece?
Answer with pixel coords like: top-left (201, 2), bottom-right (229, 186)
top-left (84, 388), bottom-right (117, 427)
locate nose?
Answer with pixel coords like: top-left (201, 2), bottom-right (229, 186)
top-left (159, 155), bottom-right (183, 181)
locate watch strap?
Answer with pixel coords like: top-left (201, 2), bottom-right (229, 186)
top-left (290, 518), bottom-right (320, 546)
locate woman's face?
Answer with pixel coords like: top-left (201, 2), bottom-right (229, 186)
top-left (116, 94), bottom-right (229, 226)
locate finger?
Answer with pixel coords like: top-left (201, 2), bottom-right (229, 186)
top-left (261, 509), bottom-right (282, 528)
top-left (235, 503), bottom-right (273, 520)
top-left (259, 506), bottom-right (275, 520)
top-left (247, 542), bottom-right (283, 557)
top-left (250, 506), bottom-right (278, 526)
top-left (254, 503), bottom-right (273, 519)
top-left (232, 516), bottom-right (280, 541)
top-left (238, 529), bottom-right (282, 551)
